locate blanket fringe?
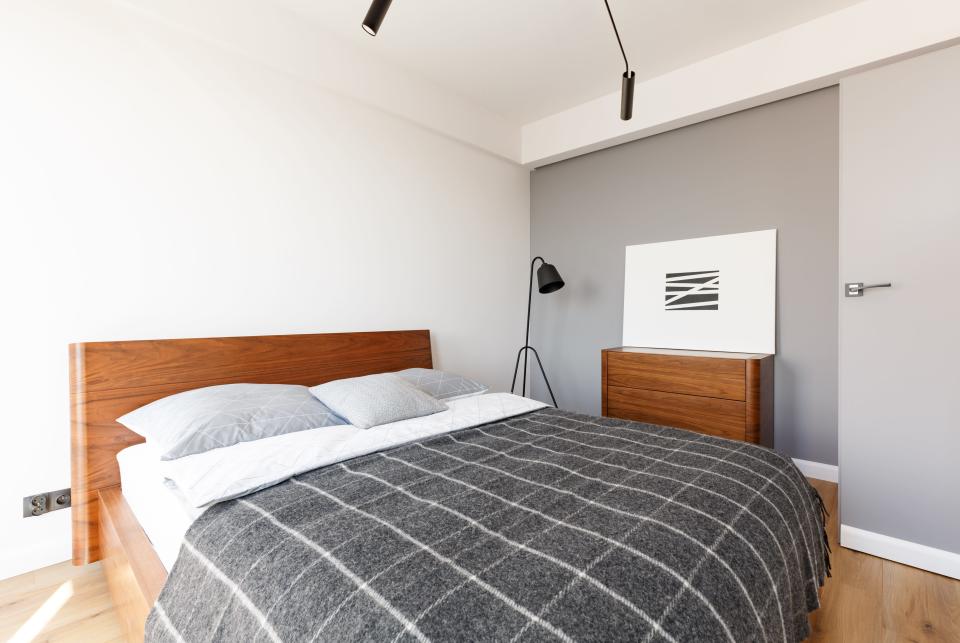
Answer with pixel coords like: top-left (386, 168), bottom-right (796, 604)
top-left (811, 486), bottom-right (832, 580)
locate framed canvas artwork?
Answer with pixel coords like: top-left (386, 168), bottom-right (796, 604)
top-left (622, 229), bottom-right (777, 353)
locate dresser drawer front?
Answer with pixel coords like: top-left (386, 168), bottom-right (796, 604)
top-left (606, 351), bottom-right (745, 401)
top-left (606, 386), bottom-right (747, 441)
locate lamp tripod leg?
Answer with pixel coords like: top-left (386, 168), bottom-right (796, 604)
top-left (527, 347), bottom-right (558, 408)
top-left (509, 346), bottom-right (527, 395)
top-left (509, 346), bottom-right (558, 408)
top-left (522, 347), bottom-right (528, 398)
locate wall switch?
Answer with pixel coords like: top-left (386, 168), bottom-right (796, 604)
top-left (23, 488), bottom-right (71, 518)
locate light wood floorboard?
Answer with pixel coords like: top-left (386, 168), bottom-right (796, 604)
top-left (0, 561), bottom-right (124, 643)
top-left (1, 480), bottom-right (957, 642)
top-left (807, 479), bottom-right (960, 643)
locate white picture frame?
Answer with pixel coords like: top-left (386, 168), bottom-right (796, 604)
top-left (622, 229), bottom-right (777, 354)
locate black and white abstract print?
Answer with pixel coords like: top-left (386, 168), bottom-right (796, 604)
top-left (665, 270), bottom-right (719, 310)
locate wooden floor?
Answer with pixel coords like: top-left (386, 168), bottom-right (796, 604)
top-left (0, 561), bottom-right (123, 643)
top-left (806, 479), bottom-right (960, 642)
top-left (0, 480), bottom-right (957, 642)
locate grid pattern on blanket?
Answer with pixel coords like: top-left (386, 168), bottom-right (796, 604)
top-left (146, 408), bottom-right (829, 643)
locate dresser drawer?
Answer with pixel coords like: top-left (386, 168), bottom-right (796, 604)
top-left (606, 351), bottom-right (745, 401)
top-left (606, 386), bottom-right (746, 441)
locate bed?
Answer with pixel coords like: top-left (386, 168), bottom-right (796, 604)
top-left (70, 330), bottom-right (829, 642)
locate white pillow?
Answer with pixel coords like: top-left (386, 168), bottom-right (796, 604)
top-left (309, 373), bottom-right (447, 430)
top-left (117, 383), bottom-right (344, 460)
top-left (394, 368), bottom-right (489, 401)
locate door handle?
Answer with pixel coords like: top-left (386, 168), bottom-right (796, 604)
top-left (845, 282), bottom-right (892, 297)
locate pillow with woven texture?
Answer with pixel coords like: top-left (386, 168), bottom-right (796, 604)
top-left (309, 373), bottom-right (448, 430)
top-left (117, 383), bottom-right (345, 460)
top-left (394, 367), bottom-right (489, 401)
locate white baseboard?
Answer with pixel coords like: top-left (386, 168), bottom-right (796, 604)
top-left (791, 458), bottom-right (838, 483)
top-left (841, 525), bottom-right (960, 580)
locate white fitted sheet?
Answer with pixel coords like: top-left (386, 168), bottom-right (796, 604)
top-left (117, 443), bottom-right (206, 571)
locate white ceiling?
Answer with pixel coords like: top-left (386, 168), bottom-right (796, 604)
top-left (273, 0), bottom-right (864, 125)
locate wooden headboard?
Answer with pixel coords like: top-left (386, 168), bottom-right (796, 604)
top-left (70, 330), bottom-right (432, 565)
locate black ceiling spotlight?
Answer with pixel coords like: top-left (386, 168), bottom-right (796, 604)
top-left (362, 0), bottom-right (393, 36)
top-left (603, 0), bottom-right (635, 120)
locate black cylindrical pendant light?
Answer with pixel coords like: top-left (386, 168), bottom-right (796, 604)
top-left (621, 71), bottom-right (635, 120)
top-left (362, 0), bottom-right (393, 36)
top-left (604, 0), bottom-right (634, 121)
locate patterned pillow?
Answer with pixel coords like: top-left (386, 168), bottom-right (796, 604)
top-left (117, 384), bottom-right (345, 460)
top-left (309, 373), bottom-right (448, 430)
top-left (395, 368), bottom-right (489, 400)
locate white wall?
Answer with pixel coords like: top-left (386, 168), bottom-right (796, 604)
top-left (0, 2), bottom-right (529, 580)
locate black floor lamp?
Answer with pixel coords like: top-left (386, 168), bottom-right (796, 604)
top-left (510, 257), bottom-right (564, 406)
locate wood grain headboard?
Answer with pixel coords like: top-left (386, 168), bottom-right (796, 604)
top-left (70, 330), bottom-right (432, 565)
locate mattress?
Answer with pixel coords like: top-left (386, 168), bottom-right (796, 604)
top-left (117, 443), bottom-right (206, 570)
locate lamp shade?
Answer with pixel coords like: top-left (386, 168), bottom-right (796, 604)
top-left (536, 262), bottom-right (564, 294)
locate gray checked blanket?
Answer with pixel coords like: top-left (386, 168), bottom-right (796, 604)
top-left (147, 408), bottom-right (830, 643)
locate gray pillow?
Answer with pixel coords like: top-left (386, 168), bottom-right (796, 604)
top-left (117, 383), bottom-right (345, 460)
top-left (309, 373), bottom-right (448, 430)
top-left (395, 367), bottom-right (489, 400)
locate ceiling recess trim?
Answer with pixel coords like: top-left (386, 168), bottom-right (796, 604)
top-left (521, 0), bottom-right (960, 168)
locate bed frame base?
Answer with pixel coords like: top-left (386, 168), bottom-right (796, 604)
top-left (99, 486), bottom-right (167, 642)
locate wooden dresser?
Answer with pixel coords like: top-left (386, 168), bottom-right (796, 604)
top-left (601, 347), bottom-right (774, 446)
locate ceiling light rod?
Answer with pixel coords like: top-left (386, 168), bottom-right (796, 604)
top-left (362, 0), bottom-right (393, 36)
top-left (603, 0), bottom-right (635, 121)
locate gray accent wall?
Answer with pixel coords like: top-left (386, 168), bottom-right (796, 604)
top-left (529, 87), bottom-right (839, 465)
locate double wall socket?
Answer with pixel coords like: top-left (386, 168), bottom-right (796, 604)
top-left (23, 488), bottom-right (71, 518)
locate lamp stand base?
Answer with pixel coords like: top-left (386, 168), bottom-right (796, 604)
top-left (509, 346), bottom-right (558, 407)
